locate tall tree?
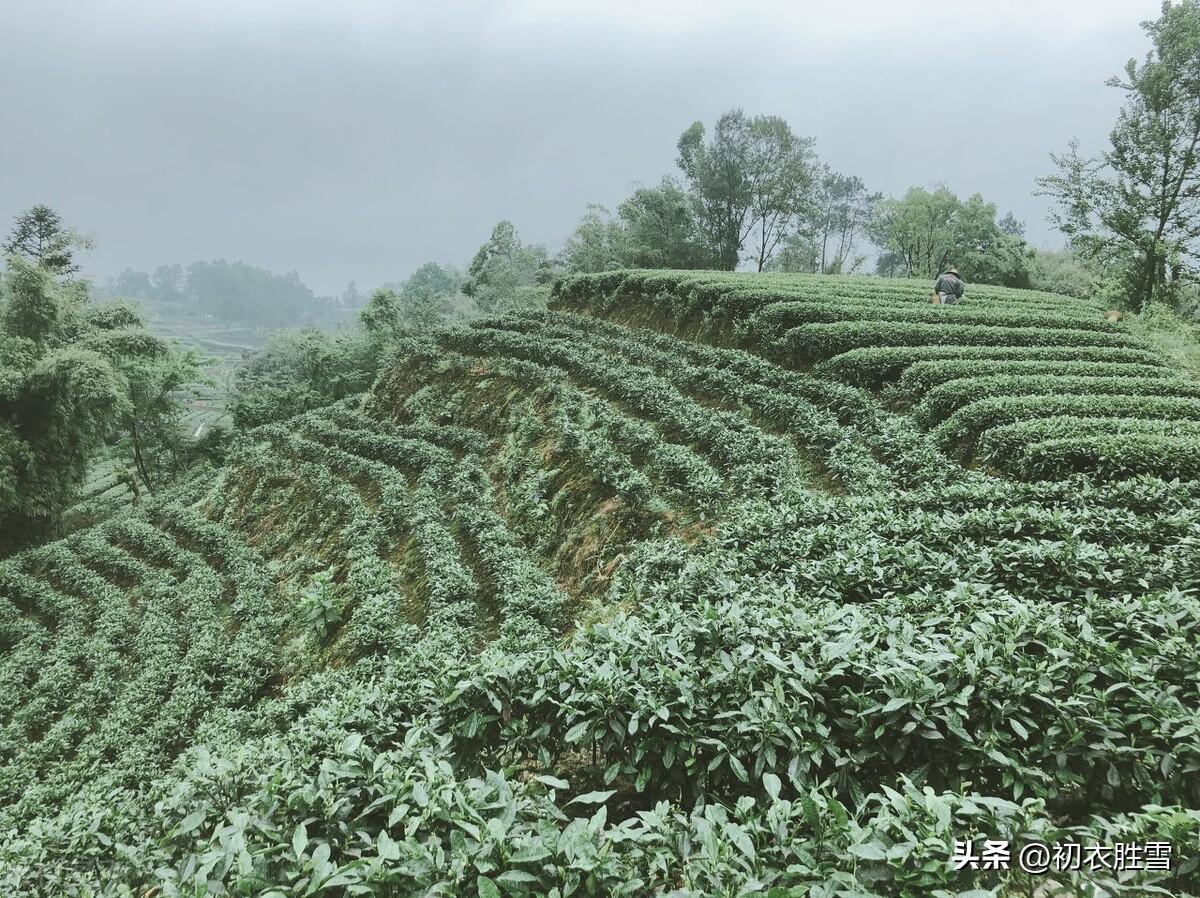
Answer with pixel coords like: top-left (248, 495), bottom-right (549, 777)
top-left (776, 168), bottom-right (879, 274)
top-left (676, 110), bottom-right (817, 271)
top-left (151, 263), bottom-right (184, 303)
top-left (3, 205), bottom-right (90, 277)
top-left (561, 181), bottom-right (707, 274)
top-left (84, 303), bottom-right (204, 494)
top-left (112, 268), bottom-right (153, 299)
top-left (1038, 0), bottom-right (1200, 310)
top-left (745, 116), bottom-right (817, 271)
top-left (340, 280), bottom-right (364, 310)
top-left (399, 262), bottom-right (461, 330)
top-left (677, 111), bottom-right (753, 269)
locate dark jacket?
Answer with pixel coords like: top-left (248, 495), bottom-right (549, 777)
top-left (934, 272), bottom-right (965, 299)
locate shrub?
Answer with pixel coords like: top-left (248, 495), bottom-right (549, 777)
top-left (814, 345), bottom-right (1172, 389)
top-left (982, 424), bottom-right (1200, 481)
top-left (781, 321), bottom-right (1143, 362)
top-left (750, 299), bottom-right (1115, 340)
top-left (933, 394), bottom-right (1200, 458)
top-left (912, 374), bottom-right (1200, 426)
top-left (892, 359), bottom-right (1175, 402)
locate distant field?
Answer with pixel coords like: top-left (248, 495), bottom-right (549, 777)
top-left (145, 311), bottom-right (259, 438)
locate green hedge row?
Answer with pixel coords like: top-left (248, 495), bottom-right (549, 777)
top-left (813, 345), bottom-right (1172, 389)
top-left (912, 374), bottom-right (1200, 427)
top-left (892, 359), bottom-right (1175, 401)
top-left (469, 312), bottom-right (959, 491)
top-left (550, 271), bottom-right (1103, 330)
top-left (749, 299), bottom-right (1115, 340)
top-left (1012, 433), bottom-right (1200, 482)
top-left (781, 321), bottom-right (1142, 362)
top-left (933, 394), bottom-right (1200, 458)
top-left (816, 345), bottom-right (1171, 391)
top-left (554, 269), bottom-right (1098, 310)
top-left (977, 416), bottom-right (1200, 477)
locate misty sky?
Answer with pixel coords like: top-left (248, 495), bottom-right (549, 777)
top-left (0, 0), bottom-right (1164, 294)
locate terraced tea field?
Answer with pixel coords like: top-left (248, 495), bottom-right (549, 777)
top-left (555, 270), bottom-right (1200, 480)
top-left (2, 272), bottom-right (1198, 896)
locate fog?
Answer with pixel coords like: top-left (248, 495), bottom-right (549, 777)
top-left (0, 0), bottom-right (1161, 293)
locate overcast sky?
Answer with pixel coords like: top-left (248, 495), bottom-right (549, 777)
top-left (0, 0), bottom-right (1163, 294)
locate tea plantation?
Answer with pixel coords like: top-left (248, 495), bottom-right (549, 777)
top-left (2, 272), bottom-right (1199, 896)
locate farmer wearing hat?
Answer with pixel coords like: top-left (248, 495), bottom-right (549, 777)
top-left (933, 266), bottom-right (965, 305)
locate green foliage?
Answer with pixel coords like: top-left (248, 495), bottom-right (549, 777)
top-left (1128, 300), bottom-right (1200, 376)
top-left (618, 178), bottom-right (709, 270)
top-left (868, 186), bottom-right (1031, 285)
top-left (3, 204), bottom-right (90, 278)
top-left (912, 373), bottom-right (1200, 427)
top-left (230, 328), bottom-right (374, 430)
top-left (782, 320), bottom-right (1140, 361)
top-left (676, 110), bottom-right (819, 271)
top-left (1038, 0), bottom-right (1200, 310)
top-left (0, 257), bottom-right (199, 552)
top-left (552, 267), bottom-right (1197, 484)
top-left (749, 297), bottom-right (1116, 341)
top-left (183, 259), bottom-right (330, 328)
top-left (104, 258), bottom-right (340, 329)
top-left (360, 262), bottom-right (466, 350)
top-left (562, 183), bottom-right (710, 274)
top-left (464, 221), bottom-right (555, 313)
top-left (978, 416), bottom-right (1200, 480)
top-left (935, 394), bottom-right (1200, 457)
top-left (815, 344), bottom-right (1169, 390)
top-left (296, 569), bottom-right (344, 643)
top-left (769, 166), bottom-right (880, 275)
top-left (1026, 246), bottom-right (1104, 298)
top-left (890, 358), bottom-right (1175, 402)
top-left (561, 204), bottom-right (630, 273)
top-left (5, 270), bottom-right (1200, 895)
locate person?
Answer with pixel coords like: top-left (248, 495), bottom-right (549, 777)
top-left (934, 267), bottom-right (965, 305)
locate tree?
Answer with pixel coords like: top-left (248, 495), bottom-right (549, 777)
top-left (561, 182), bottom-right (707, 274)
top-left (0, 256), bottom-right (200, 552)
top-left (401, 262), bottom-right (461, 330)
top-left (676, 110), bottom-right (817, 270)
top-left (561, 205), bottom-right (629, 273)
top-left (359, 288), bottom-right (405, 346)
top-left (677, 112), bottom-right (751, 269)
top-left (151, 263), bottom-right (184, 304)
top-left (775, 168), bottom-right (879, 274)
top-left (1038, 0), bottom-right (1200, 310)
top-left (463, 221), bottom-right (554, 311)
top-left (868, 186), bottom-right (1030, 285)
top-left (1027, 246), bottom-right (1105, 298)
top-left (619, 178), bottom-right (708, 269)
top-left (112, 268), bottom-right (153, 300)
top-left (86, 307), bottom-right (205, 493)
top-left (358, 262), bottom-right (462, 350)
top-left (3, 205), bottom-right (91, 277)
top-left (230, 328), bottom-right (373, 430)
top-left (745, 116), bottom-right (817, 271)
top-left (341, 280), bottom-right (364, 310)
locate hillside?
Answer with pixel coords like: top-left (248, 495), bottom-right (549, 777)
top-left (2, 272), bottom-right (1199, 896)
